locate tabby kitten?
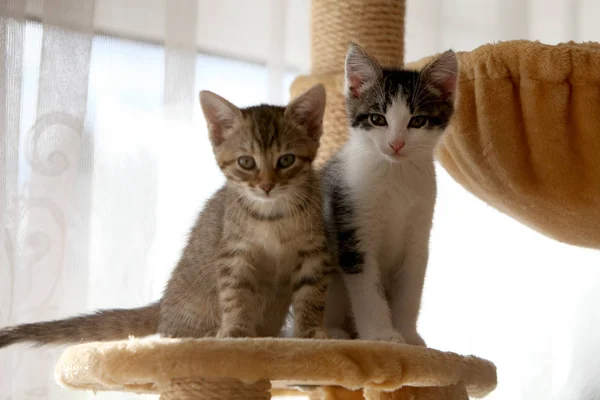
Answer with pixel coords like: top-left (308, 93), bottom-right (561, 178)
top-left (0, 84), bottom-right (331, 348)
top-left (321, 44), bottom-right (458, 345)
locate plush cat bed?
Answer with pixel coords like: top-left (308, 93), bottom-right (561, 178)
top-left (429, 41), bottom-right (600, 249)
top-left (54, 337), bottom-right (496, 400)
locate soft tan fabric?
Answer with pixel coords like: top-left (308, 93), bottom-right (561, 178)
top-left (54, 338), bottom-right (496, 399)
top-left (418, 41), bottom-right (600, 248)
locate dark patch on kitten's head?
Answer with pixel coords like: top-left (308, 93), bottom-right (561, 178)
top-left (199, 84), bottom-right (326, 199)
top-left (345, 43), bottom-right (457, 132)
top-left (343, 44), bottom-right (458, 162)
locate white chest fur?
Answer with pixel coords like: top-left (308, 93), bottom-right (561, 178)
top-left (342, 143), bottom-right (436, 272)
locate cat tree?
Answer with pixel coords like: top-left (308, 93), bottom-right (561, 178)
top-left (55, 338), bottom-right (496, 399)
top-left (55, 0), bottom-right (600, 398)
top-left (55, 1), bottom-right (497, 399)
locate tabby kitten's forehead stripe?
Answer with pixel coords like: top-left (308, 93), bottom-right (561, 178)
top-left (240, 106), bottom-right (288, 150)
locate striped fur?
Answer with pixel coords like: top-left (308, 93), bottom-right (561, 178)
top-left (0, 304), bottom-right (159, 348)
top-left (0, 84), bottom-right (330, 348)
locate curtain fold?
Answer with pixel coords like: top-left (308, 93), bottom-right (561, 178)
top-left (0, 0), bottom-right (201, 398)
top-left (0, 0), bottom-right (25, 322)
top-left (1, 0), bottom-right (96, 398)
top-left (164, 0), bottom-right (198, 121)
top-left (0, 2), bottom-right (25, 398)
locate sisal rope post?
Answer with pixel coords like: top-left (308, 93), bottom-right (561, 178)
top-left (158, 377), bottom-right (271, 400)
top-left (291, 0), bottom-right (406, 167)
top-left (311, 0), bottom-right (406, 74)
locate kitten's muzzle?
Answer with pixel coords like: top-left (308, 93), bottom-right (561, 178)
top-left (389, 140), bottom-right (405, 153)
top-left (259, 183), bottom-right (274, 194)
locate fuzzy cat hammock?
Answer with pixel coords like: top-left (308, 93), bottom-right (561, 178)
top-left (55, 0), bottom-right (600, 399)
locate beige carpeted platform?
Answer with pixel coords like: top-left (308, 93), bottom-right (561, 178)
top-left (54, 337), bottom-right (497, 400)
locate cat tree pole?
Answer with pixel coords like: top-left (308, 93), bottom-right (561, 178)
top-left (53, 1), bottom-right (497, 399)
top-left (291, 0), bottom-right (405, 167)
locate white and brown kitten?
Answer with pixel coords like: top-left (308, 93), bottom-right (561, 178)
top-left (321, 44), bottom-right (458, 345)
top-left (0, 84), bottom-right (332, 348)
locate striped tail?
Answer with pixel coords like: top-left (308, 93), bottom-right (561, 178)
top-left (0, 302), bottom-right (160, 348)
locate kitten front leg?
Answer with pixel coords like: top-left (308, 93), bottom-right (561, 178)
top-left (391, 240), bottom-right (428, 347)
top-left (291, 244), bottom-right (332, 339)
top-left (343, 257), bottom-right (405, 343)
top-left (324, 272), bottom-right (352, 339)
top-left (216, 253), bottom-right (258, 338)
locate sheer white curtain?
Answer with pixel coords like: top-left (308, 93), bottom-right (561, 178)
top-left (0, 0), bottom-right (306, 399)
top-left (1, 1), bottom-right (599, 400)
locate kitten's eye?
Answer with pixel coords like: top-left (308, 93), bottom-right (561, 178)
top-left (369, 114), bottom-right (387, 126)
top-left (277, 154), bottom-right (296, 169)
top-left (408, 116), bottom-right (428, 129)
top-left (237, 156), bottom-right (256, 170)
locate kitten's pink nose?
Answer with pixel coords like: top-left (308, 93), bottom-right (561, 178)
top-left (259, 183), bottom-right (274, 194)
top-left (389, 140), bottom-right (405, 153)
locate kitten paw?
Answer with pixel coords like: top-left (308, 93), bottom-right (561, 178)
top-left (402, 331), bottom-right (426, 347)
top-left (297, 327), bottom-right (329, 339)
top-left (216, 327), bottom-right (255, 338)
top-left (310, 328), bottom-right (330, 340)
top-left (327, 328), bottom-right (352, 340)
top-left (363, 329), bottom-right (406, 343)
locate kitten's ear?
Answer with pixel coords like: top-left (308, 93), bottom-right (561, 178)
top-left (285, 83), bottom-right (326, 142)
top-left (345, 43), bottom-right (382, 98)
top-left (421, 50), bottom-right (458, 100)
top-left (199, 90), bottom-right (243, 146)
